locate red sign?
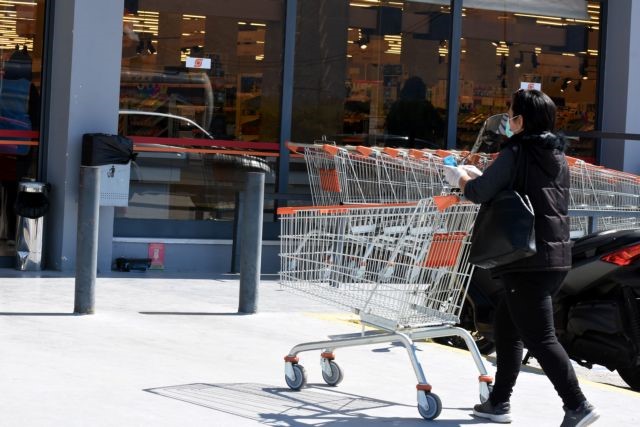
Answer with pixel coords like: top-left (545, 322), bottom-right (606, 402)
top-left (148, 243), bottom-right (165, 270)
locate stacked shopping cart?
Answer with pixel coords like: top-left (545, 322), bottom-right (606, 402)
top-left (566, 156), bottom-right (640, 236)
top-left (297, 143), bottom-right (639, 235)
top-left (279, 143), bottom-right (492, 420)
top-left (279, 141), bottom-right (639, 419)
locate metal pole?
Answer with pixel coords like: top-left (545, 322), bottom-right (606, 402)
top-left (445, 0), bottom-right (463, 149)
top-left (74, 166), bottom-right (100, 314)
top-left (276, 0), bottom-right (298, 205)
top-left (238, 172), bottom-right (265, 314)
top-left (229, 191), bottom-right (244, 274)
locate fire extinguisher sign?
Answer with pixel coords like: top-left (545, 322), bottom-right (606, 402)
top-left (186, 56), bottom-right (212, 70)
top-left (148, 243), bottom-right (165, 270)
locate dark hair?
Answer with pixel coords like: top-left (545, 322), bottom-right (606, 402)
top-left (400, 76), bottom-right (426, 101)
top-left (511, 89), bottom-right (556, 134)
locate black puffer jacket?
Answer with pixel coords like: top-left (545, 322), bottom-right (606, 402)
top-left (464, 132), bottom-right (571, 277)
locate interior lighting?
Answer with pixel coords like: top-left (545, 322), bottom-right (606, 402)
top-left (0, 1), bottom-right (37, 5)
top-left (536, 20), bottom-right (567, 26)
top-left (355, 31), bottom-right (369, 50)
top-left (515, 13), bottom-right (562, 20)
top-left (579, 58), bottom-right (588, 79)
top-left (514, 53), bottom-right (523, 68)
top-left (574, 80), bottom-right (582, 92)
top-left (531, 53), bottom-right (539, 69)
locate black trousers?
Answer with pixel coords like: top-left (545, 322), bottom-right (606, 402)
top-left (489, 271), bottom-right (586, 410)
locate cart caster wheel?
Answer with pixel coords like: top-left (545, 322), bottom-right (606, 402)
top-left (321, 360), bottom-right (344, 386)
top-left (285, 364), bottom-right (307, 390)
top-left (417, 392), bottom-right (442, 420)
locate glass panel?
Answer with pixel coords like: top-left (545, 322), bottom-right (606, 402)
top-left (0, 0), bottom-right (46, 255)
top-left (118, 1), bottom-right (283, 222)
top-left (291, 0), bottom-right (449, 150)
top-left (457, 0), bottom-right (601, 160)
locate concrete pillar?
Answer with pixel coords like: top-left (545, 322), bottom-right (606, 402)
top-left (45, 0), bottom-right (123, 272)
top-left (600, 0), bottom-right (640, 174)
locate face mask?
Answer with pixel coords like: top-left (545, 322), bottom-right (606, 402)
top-left (504, 114), bottom-right (520, 138)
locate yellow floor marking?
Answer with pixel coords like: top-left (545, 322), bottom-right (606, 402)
top-left (305, 312), bottom-right (640, 398)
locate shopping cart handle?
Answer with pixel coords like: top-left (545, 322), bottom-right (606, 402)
top-left (433, 195), bottom-right (461, 212)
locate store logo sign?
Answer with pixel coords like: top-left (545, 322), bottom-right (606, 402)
top-left (186, 57), bottom-right (211, 70)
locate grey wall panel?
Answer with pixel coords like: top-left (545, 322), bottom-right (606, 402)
top-left (112, 242), bottom-right (281, 275)
top-left (601, 0), bottom-right (639, 174)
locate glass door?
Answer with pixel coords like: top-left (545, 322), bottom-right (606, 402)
top-left (0, 0), bottom-right (46, 259)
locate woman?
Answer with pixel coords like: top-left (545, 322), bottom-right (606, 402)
top-left (443, 89), bottom-right (599, 426)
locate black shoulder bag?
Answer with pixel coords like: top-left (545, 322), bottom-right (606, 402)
top-left (468, 145), bottom-right (536, 269)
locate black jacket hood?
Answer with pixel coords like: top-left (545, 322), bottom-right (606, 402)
top-left (508, 132), bottom-right (568, 177)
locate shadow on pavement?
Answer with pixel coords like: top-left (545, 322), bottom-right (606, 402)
top-left (144, 382), bottom-right (487, 425)
top-left (0, 312), bottom-right (75, 316)
top-left (139, 312), bottom-right (249, 316)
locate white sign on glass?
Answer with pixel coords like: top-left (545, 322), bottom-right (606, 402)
top-left (520, 82), bottom-right (542, 91)
top-left (186, 57), bottom-right (212, 70)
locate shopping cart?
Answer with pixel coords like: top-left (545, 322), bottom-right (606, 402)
top-left (292, 142), bottom-right (454, 205)
top-left (567, 156), bottom-right (640, 211)
top-left (298, 143), bottom-right (344, 206)
top-left (278, 195), bottom-right (493, 420)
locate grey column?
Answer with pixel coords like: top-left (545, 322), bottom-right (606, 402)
top-left (238, 172), bottom-right (265, 314)
top-left (44, 0), bottom-right (123, 272)
top-left (601, 0), bottom-right (640, 174)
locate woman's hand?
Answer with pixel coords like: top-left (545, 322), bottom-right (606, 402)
top-left (460, 164), bottom-right (483, 179)
top-left (443, 165), bottom-right (470, 188)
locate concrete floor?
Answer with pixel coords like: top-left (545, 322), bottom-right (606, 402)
top-left (0, 275), bottom-right (637, 426)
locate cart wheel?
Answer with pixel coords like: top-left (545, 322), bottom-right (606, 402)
top-left (285, 364), bottom-right (307, 390)
top-left (417, 392), bottom-right (442, 420)
top-left (321, 360), bottom-right (344, 386)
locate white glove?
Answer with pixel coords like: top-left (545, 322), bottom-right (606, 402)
top-left (460, 164), bottom-right (483, 179)
top-left (443, 165), bottom-right (465, 187)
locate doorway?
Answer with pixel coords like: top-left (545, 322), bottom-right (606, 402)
top-left (0, 1), bottom-right (47, 266)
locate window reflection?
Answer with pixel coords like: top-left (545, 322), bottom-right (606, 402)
top-left (0, 0), bottom-right (44, 254)
top-left (458, 0), bottom-right (600, 160)
top-left (291, 1), bottom-right (448, 149)
top-left (118, 1), bottom-right (283, 222)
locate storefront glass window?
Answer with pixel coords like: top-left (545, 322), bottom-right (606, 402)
top-left (458, 0), bottom-right (601, 162)
top-left (291, 0), bottom-right (449, 150)
top-left (117, 0), bottom-right (283, 222)
top-left (0, 0), bottom-right (46, 254)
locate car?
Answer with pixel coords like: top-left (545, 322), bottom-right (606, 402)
top-left (117, 110), bottom-right (271, 221)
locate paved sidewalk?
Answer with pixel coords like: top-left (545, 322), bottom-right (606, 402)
top-left (0, 274), bottom-right (637, 426)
